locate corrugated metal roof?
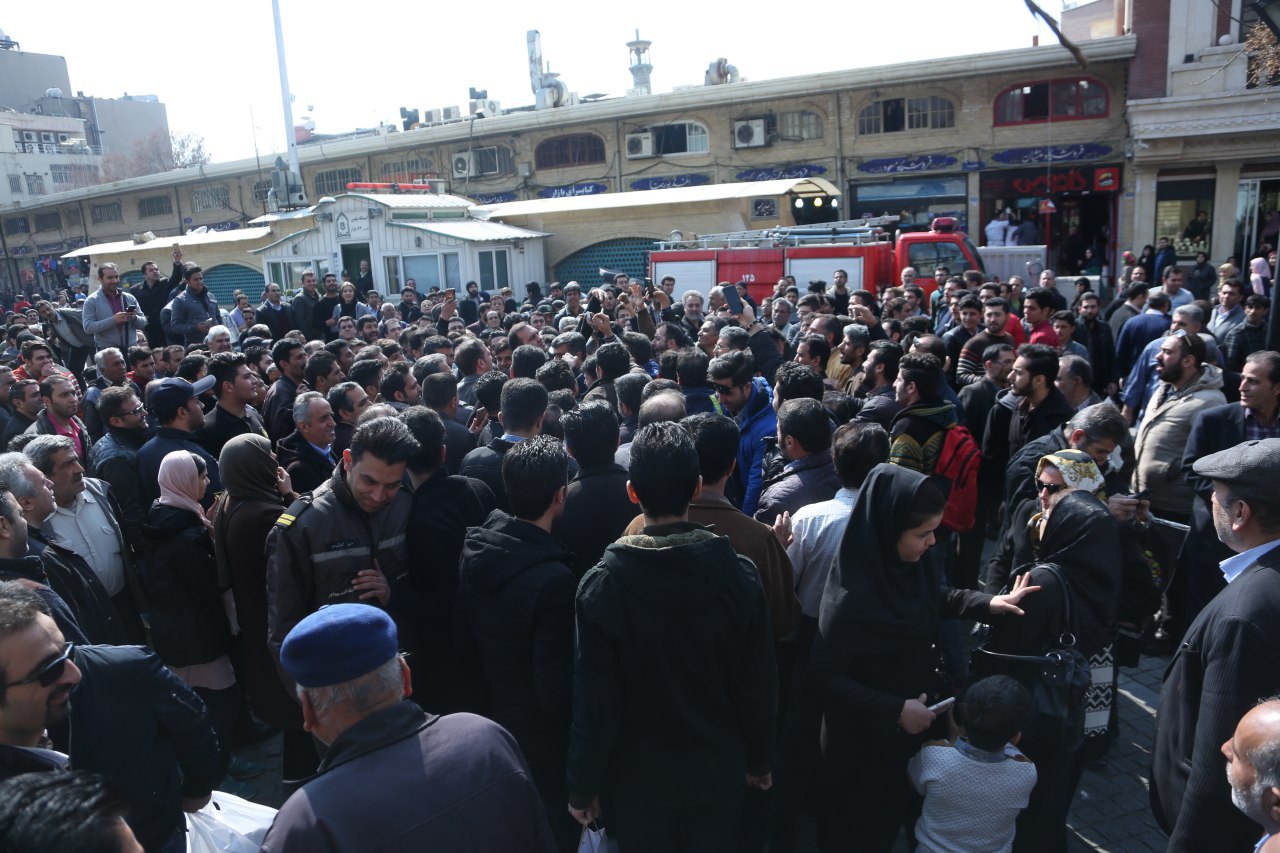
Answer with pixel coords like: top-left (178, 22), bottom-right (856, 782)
top-left (61, 226), bottom-right (274, 259)
top-left (342, 192), bottom-right (473, 209)
top-left (389, 220), bottom-right (549, 242)
top-left (473, 178), bottom-right (840, 219)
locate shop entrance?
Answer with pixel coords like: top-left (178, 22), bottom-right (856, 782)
top-left (1236, 177), bottom-right (1280, 266)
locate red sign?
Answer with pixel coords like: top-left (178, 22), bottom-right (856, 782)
top-left (1094, 167), bottom-right (1120, 191)
top-left (1012, 169), bottom-right (1089, 195)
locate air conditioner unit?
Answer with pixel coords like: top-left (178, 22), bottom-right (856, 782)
top-left (22, 131), bottom-right (36, 142)
top-left (423, 108), bottom-right (443, 124)
top-left (452, 152), bottom-right (476, 178)
top-left (441, 106), bottom-right (462, 121)
top-left (469, 99), bottom-right (502, 117)
top-left (40, 132), bottom-right (55, 144)
top-left (625, 131), bottom-right (655, 159)
top-left (733, 119), bottom-right (769, 149)
top-left (57, 133), bottom-right (71, 143)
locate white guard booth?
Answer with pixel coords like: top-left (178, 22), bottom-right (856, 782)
top-left (252, 192), bottom-right (549, 296)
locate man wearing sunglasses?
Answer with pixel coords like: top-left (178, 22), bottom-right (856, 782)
top-left (0, 582), bottom-right (225, 850)
top-left (0, 585), bottom-right (81, 781)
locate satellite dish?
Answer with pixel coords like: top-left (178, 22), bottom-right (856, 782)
top-left (45, 88), bottom-right (63, 99)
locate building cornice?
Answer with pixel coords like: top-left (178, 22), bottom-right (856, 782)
top-left (7, 36), bottom-right (1136, 213)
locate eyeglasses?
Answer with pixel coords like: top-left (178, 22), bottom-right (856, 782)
top-left (712, 383), bottom-right (737, 395)
top-left (1035, 480), bottom-right (1066, 496)
top-left (2, 642), bottom-right (75, 688)
top-left (123, 404), bottom-right (146, 417)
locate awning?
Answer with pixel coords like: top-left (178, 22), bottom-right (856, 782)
top-left (249, 228), bottom-right (318, 254)
top-left (248, 207), bottom-right (319, 225)
top-left (387, 220), bottom-right (548, 242)
top-left (61, 226), bottom-right (274, 259)
top-left (473, 178), bottom-right (841, 219)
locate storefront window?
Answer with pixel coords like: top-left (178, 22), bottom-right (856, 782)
top-left (1155, 179), bottom-right (1214, 258)
top-left (849, 176), bottom-right (968, 234)
top-left (1235, 178), bottom-right (1280, 267)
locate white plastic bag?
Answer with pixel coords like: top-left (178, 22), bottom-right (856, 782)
top-left (577, 824), bottom-right (620, 853)
top-left (185, 790), bottom-right (277, 853)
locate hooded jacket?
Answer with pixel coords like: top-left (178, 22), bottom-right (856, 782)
top-left (567, 522), bottom-right (776, 812)
top-left (456, 511), bottom-right (576, 803)
top-left (1133, 363), bottom-right (1226, 516)
top-left (734, 377), bottom-right (777, 516)
top-left (889, 400), bottom-right (958, 474)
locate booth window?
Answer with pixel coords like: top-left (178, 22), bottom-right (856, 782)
top-left (995, 78), bottom-right (1108, 125)
top-left (535, 134), bottom-right (606, 169)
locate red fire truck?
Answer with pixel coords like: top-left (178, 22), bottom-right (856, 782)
top-left (649, 216), bottom-right (985, 304)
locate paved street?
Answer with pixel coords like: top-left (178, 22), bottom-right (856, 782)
top-left (1067, 651), bottom-right (1169, 851)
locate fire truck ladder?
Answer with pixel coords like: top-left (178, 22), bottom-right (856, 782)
top-left (656, 216), bottom-right (901, 251)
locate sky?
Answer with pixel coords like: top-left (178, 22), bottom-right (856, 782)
top-left (2, 0), bottom-right (1060, 165)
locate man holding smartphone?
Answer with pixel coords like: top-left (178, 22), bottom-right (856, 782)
top-left (81, 263), bottom-right (147, 352)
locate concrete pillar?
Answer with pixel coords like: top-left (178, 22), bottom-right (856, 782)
top-left (1130, 164), bottom-right (1159, 249)
top-left (1211, 160), bottom-right (1241, 265)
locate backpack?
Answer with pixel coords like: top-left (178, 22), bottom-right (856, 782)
top-left (932, 424), bottom-right (981, 533)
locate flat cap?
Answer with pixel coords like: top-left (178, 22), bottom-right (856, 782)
top-left (281, 603), bottom-right (399, 688)
top-left (1192, 438), bottom-right (1280, 505)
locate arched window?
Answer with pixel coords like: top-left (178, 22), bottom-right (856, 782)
top-left (994, 78), bottom-right (1108, 125)
top-left (858, 96), bottom-right (955, 134)
top-left (535, 134), bottom-right (606, 169)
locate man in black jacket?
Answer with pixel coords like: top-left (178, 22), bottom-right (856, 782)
top-left (137, 377), bottom-right (220, 507)
top-left (1152, 438), bottom-right (1280, 852)
top-left (86, 387), bottom-right (150, 544)
top-left (554, 400), bottom-right (636, 578)
top-left (460, 378), bottom-right (546, 513)
top-left (0, 584), bottom-right (225, 850)
top-left (129, 255), bottom-right (182, 346)
top-left (457, 436), bottom-right (577, 848)
top-left (399, 408), bottom-right (494, 713)
top-left (567, 422), bottom-right (777, 847)
top-left (276, 392), bottom-right (337, 495)
top-left (263, 339), bottom-right (307, 446)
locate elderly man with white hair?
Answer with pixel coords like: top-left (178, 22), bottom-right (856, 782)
top-left (204, 324), bottom-right (233, 354)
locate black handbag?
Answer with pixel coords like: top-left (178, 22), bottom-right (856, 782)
top-left (979, 563), bottom-right (1091, 750)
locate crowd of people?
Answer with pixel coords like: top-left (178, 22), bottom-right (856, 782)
top-left (0, 245), bottom-right (1278, 853)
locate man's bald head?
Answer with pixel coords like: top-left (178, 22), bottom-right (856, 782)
top-left (1224, 698), bottom-right (1280, 834)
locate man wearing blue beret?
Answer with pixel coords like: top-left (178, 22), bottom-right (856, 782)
top-left (260, 602), bottom-right (556, 852)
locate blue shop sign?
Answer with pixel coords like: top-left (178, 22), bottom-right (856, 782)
top-left (37, 242), bottom-right (65, 253)
top-left (857, 154), bottom-right (958, 174)
top-left (208, 221), bottom-right (241, 232)
top-left (991, 144), bottom-right (1113, 165)
top-left (537, 182), bottom-right (609, 199)
top-left (470, 192), bottom-right (518, 204)
top-left (630, 174), bottom-right (711, 191)
top-left (736, 165), bottom-right (827, 182)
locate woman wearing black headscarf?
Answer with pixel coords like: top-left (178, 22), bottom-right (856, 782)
top-left (212, 434), bottom-right (317, 779)
top-left (809, 464), bottom-right (1037, 851)
top-left (978, 454), bottom-right (1122, 853)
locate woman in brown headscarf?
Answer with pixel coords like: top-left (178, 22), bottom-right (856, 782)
top-left (212, 434), bottom-right (315, 777)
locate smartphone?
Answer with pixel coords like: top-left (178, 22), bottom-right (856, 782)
top-left (927, 696), bottom-right (956, 714)
top-left (468, 406), bottom-right (486, 429)
top-left (587, 292), bottom-right (602, 314)
top-left (444, 288), bottom-right (455, 300)
top-left (1131, 489), bottom-right (1151, 502)
top-left (722, 285), bottom-right (743, 315)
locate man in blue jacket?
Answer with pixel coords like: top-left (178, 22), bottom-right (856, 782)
top-left (709, 350), bottom-right (776, 516)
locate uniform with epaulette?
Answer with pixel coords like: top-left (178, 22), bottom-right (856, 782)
top-left (265, 465), bottom-right (411, 683)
